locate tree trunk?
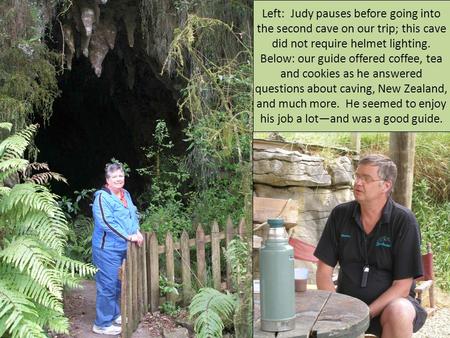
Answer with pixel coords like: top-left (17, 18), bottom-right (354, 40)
top-left (389, 133), bottom-right (416, 209)
top-left (351, 132), bottom-right (361, 155)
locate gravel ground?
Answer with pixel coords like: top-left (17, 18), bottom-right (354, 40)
top-left (413, 307), bottom-right (450, 338)
top-left (413, 289), bottom-right (450, 338)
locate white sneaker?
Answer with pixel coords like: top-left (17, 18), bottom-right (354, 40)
top-left (92, 324), bottom-right (122, 335)
top-left (113, 315), bottom-right (121, 325)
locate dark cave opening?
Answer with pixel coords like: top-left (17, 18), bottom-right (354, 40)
top-left (35, 36), bottom-right (185, 199)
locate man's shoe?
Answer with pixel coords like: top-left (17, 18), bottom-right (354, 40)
top-left (113, 315), bottom-right (121, 325)
top-left (92, 324), bottom-right (122, 335)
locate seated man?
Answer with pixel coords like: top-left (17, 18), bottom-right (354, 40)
top-left (314, 154), bottom-right (427, 338)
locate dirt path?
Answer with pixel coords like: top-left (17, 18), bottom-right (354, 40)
top-left (61, 280), bottom-right (190, 338)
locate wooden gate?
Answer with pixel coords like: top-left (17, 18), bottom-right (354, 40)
top-left (120, 217), bottom-right (245, 337)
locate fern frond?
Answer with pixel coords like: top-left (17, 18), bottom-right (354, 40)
top-left (10, 319), bottom-right (47, 338)
top-left (0, 279), bottom-right (38, 336)
top-left (0, 158), bottom-right (28, 181)
top-left (27, 171), bottom-right (68, 184)
top-left (225, 236), bottom-right (250, 285)
top-left (10, 210), bottom-right (67, 251)
top-left (55, 255), bottom-right (97, 278)
top-left (0, 124), bottom-right (37, 160)
top-left (26, 162), bottom-right (50, 171)
top-left (194, 310), bottom-right (224, 338)
top-left (10, 269), bottom-right (64, 313)
top-left (0, 183), bottom-right (55, 215)
top-left (32, 304), bottom-right (69, 334)
top-left (56, 272), bottom-right (84, 290)
top-left (189, 287), bottom-right (236, 338)
top-left (0, 236), bottom-right (63, 299)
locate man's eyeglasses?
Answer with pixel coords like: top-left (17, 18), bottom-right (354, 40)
top-left (354, 174), bottom-right (385, 184)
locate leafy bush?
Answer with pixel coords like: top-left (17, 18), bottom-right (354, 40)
top-left (0, 123), bottom-right (96, 337)
top-left (60, 189), bottom-right (95, 263)
top-left (137, 120), bottom-right (192, 241)
top-left (0, 2), bottom-right (60, 130)
top-left (414, 133), bottom-right (450, 202)
top-left (412, 180), bottom-right (450, 290)
top-left (159, 275), bottom-right (181, 316)
top-left (225, 236), bottom-right (252, 337)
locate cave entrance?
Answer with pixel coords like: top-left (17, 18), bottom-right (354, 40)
top-left (35, 42), bottom-right (184, 199)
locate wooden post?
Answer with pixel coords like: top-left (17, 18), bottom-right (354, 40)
top-left (120, 259), bottom-right (128, 338)
top-left (142, 233), bottom-right (148, 313)
top-left (165, 233), bottom-right (176, 303)
top-left (225, 216), bottom-right (234, 289)
top-left (180, 231), bottom-right (192, 304)
top-left (131, 244), bottom-right (139, 329)
top-left (389, 132), bottom-right (416, 209)
top-left (136, 245), bottom-right (143, 319)
top-left (351, 132), bottom-right (361, 155)
top-left (211, 221), bottom-right (221, 290)
top-left (149, 232), bottom-right (159, 312)
top-left (238, 218), bottom-right (246, 238)
top-left (146, 233), bottom-right (152, 309)
top-left (196, 225), bottom-right (206, 287)
top-left (126, 244), bottom-right (133, 337)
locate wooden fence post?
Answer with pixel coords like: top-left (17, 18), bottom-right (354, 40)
top-left (225, 216), bottom-right (234, 290)
top-left (238, 218), bottom-right (246, 237)
top-left (131, 244), bottom-right (139, 329)
top-left (196, 225), bottom-right (206, 287)
top-left (180, 231), bottom-right (192, 304)
top-left (165, 233), bottom-right (176, 303)
top-left (120, 259), bottom-right (128, 338)
top-left (149, 232), bottom-right (159, 312)
top-left (138, 243), bottom-right (144, 323)
top-left (142, 233), bottom-right (148, 313)
top-left (211, 221), bottom-right (221, 290)
top-left (126, 244), bottom-right (133, 337)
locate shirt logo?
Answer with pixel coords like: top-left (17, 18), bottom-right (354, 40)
top-left (340, 233), bottom-right (351, 239)
top-left (376, 236), bottom-right (392, 248)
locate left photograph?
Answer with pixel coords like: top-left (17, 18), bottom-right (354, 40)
top-left (0, 1), bottom-right (253, 338)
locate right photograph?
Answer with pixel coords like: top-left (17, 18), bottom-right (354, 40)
top-left (252, 132), bottom-right (449, 338)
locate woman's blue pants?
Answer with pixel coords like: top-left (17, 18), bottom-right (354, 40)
top-left (92, 246), bottom-right (126, 327)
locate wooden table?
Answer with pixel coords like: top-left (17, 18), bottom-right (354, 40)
top-left (254, 290), bottom-right (370, 338)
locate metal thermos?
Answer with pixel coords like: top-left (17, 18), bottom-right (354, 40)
top-left (259, 218), bottom-right (296, 332)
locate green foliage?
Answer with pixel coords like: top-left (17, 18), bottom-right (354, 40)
top-left (412, 180), bottom-right (450, 290)
top-left (60, 189), bottom-right (96, 263)
top-left (159, 275), bottom-right (181, 316)
top-left (160, 301), bottom-right (180, 317)
top-left (189, 288), bottom-right (236, 338)
top-left (159, 275), bottom-right (181, 297)
top-left (162, 14), bottom-right (252, 237)
top-left (109, 158), bottom-right (131, 176)
top-left (0, 123), bottom-right (96, 337)
top-left (0, 1), bottom-right (60, 130)
top-left (414, 133), bottom-right (450, 202)
top-left (138, 120), bottom-right (191, 241)
top-left (225, 236), bottom-right (252, 337)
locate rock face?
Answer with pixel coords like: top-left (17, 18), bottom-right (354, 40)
top-left (253, 144), bottom-right (355, 246)
top-left (58, 0), bottom-right (252, 80)
top-left (253, 149), bottom-right (331, 187)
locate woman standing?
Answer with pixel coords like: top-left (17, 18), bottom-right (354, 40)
top-left (91, 162), bottom-right (143, 335)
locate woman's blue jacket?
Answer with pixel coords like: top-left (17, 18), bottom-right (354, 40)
top-left (92, 187), bottom-right (139, 250)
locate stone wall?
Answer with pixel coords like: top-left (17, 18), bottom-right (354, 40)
top-left (253, 141), bottom-right (356, 279)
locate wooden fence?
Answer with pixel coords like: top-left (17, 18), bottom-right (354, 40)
top-left (120, 217), bottom-right (246, 338)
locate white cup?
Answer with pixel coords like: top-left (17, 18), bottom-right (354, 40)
top-left (294, 268), bottom-right (308, 292)
top-left (295, 267), bottom-right (308, 279)
top-left (253, 279), bottom-right (260, 293)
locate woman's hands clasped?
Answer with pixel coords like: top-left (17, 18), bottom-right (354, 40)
top-left (128, 231), bottom-right (144, 247)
